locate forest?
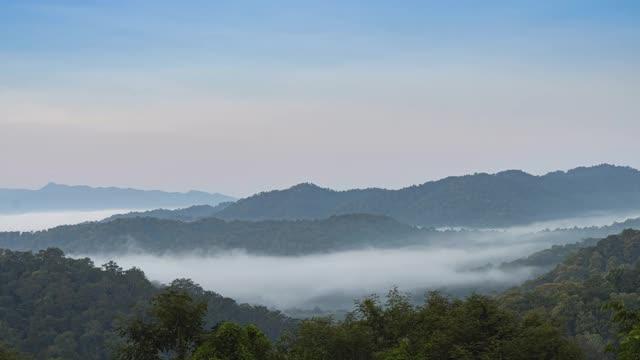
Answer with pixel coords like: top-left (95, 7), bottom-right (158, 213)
top-left (3, 209), bottom-right (640, 258)
top-left (0, 249), bottom-right (293, 359)
top-left (0, 214), bottom-right (430, 255)
top-left (2, 229), bottom-right (640, 358)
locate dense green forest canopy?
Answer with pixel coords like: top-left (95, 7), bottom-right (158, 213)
top-left (0, 248), bottom-right (293, 360)
top-left (499, 229), bottom-right (640, 359)
top-left (496, 237), bottom-right (601, 274)
top-left (215, 164), bottom-right (640, 227)
top-left (115, 287), bottom-right (584, 360)
top-left (2, 229), bottom-right (640, 358)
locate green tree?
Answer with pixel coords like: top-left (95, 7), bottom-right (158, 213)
top-left (117, 288), bottom-right (207, 360)
top-left (191, 322), bottom-right (274, 360)
top-left (0, 344), bottom-right (31, 360)
top-left (603, 301), bottom-right (640, 359)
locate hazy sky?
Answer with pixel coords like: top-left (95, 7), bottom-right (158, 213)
top-left (1, 1), bottom-right (639, 197)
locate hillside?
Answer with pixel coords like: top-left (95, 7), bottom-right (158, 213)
top-left (216, 165), bottom-right (640, 227)
top-left (0, 248), bottom-right (293, 360)
top-left (0, 214), bottom-right (430, 255)
top-left (0, 183), bottom-right (235, 214)
top-left (498, 237), bottom-right (601, 275)
top-left (102, 203), bottom-right (233, 222)
top-left (500, 229), bottom-right (640, 359)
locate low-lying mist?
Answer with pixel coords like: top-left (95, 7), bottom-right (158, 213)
top-left (82, 241), bottom-right (541, 312)
top-left (0, 209), bottom-right (145, 232)
top-left (503, 209), bottom-right (640, 234)
top-left (16, 208), bottom-right (640, 314)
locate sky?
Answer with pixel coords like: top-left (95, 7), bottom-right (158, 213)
top-left (1, 1), bottom-right (639, 197)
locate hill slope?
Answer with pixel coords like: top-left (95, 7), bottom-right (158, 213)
top-left (0, 183), bottom-right (235, 214)
top-left (0, 214), bottom-right (430, 255)
top-left (102, 203), bottom-right (233, 222)
top-left (217, 165), bottom-right (640, 227)
top-left (0, 248), bottom-right (293, 360)
top-left (500, 229), bottom-right (640, 359)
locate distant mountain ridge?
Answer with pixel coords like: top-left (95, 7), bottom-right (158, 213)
top-left (216, 164), bottom-right (640, 227)
top-left (0, 183), bottom-right (235, 214)
top-left (102, 203), bottom-right (233, 222)
top-left (0, 213), bottom-right (432, 255)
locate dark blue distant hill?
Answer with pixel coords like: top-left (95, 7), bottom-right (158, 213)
top-left (102, 203), bottom-right (233, 222)
top-left (216, 164), bottom-right (640, 227)
top-left (0, 183), bottom-right (235, 213)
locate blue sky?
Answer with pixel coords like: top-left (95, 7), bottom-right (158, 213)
top-left (1, 1), bottom-right (639, 196)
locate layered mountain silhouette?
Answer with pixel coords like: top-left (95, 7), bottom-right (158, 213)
top-left (216, 164), bottom-right (640, 227)
top-left (0, 214), bottom-right (429, 255)
top-left (102, 203), bottom-right (233, 222)
top-left (0, 183), bottom-right (235, 213)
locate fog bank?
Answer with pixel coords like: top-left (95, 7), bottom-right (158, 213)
top-left (504, 210), bottom-right (640, 235)
top-left (84, 243), bottom-right (539, 310)
top-left (0, 209), bottom-right (143, 232)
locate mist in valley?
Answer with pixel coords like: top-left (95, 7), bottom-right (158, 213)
top-left (80, 209), bottom-right (640, 313)
top-left (6, 208), bottom-right (640, 315)
top-left (82, 244), bottom-right (539, 312)
top-left (0, 209), bottom-right (146, 232)
top-left (502, 209), bottom-right (640, 234)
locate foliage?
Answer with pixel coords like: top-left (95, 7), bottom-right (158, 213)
top-left (500, 229), bottom-right (640, 359)
top-left (603, 301), bottom-right (640, 359)
top-left (116, 288), bottom-right (207, 360)
top-left (279, 289), bottom-right (582, 360)
top-left (191, 322), bottom-right (274, 360)
top-left (0, 249), bottom-right (293, 360)
top-left (113, 288), bottom-right (580, 360)
top-left (0, 344), bottom-right (31, 360)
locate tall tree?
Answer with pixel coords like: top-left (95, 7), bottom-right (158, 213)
top-left (117, 288), bottom-right (207, 360)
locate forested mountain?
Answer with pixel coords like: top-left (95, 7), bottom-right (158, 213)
top-left (216, 164), bottom-right (640, 227)
top-left (0, 183), bottom-right (235, 214)
top-left (0, 214), bottom-right (431, 255)
top-left (3, 209), bottom-right (639, 257)
top-left (499, 237), bottom-right (600, 273)
top-left (0, 248), bottom-right (293, 360)
top-left (102, 203), bottom-right (233, 223)
top-left (4, 231), bottom-right (640, 359)
top-left (500, 229), bottom-right (640, 359)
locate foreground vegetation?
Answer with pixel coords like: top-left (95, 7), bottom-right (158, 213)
top-left (500, 229), bottom-right (640, 359)
top-left (0, 249), bottom-right (293, 359)
top-left (116, 287), bottom-right (583, 360)
top-left (3, 228), bottom-right (640, 358)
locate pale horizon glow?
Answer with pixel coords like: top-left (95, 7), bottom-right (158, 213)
top-left (2, 1), bottom-right (639, 197)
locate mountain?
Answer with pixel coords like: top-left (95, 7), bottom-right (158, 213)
top-left (102, 203), bottom-right (233, 222)
top-left (0, 248), bottom-right (294, 360)
top-left (0, 214), bottom-right (432, 255)
top-left (0, 183), bottom-right (235, 214)
top-left (216, 164), bottom-right (640, 227)
top-left (3, 208), bottom-right (639, 257)
top-left (500, 229), bottom-right (640, 359)
top-left (499, 237), bottom-right (601, 274)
